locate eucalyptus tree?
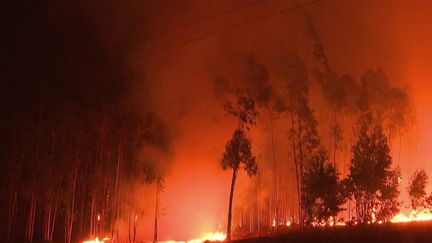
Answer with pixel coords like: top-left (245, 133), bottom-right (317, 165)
top-left (222, 95), bottom-right (258, 240)
top-left (346, 112), bottom-right (400, 223)
top-left (283, 52), bottom-right (321, 225)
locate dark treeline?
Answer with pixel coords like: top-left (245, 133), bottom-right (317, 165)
top-left (1, 2), bottom-right (171, 243)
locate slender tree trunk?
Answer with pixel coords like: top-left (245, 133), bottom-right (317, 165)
top-left (31, 194), bottom-right (36, 241)
top-left (7, 139), bottom-right (19, 241)
top-left (256, 171), bottom-right (260, 235)
top-left (25, 192), bottom-right (36, 241)
top-left (50, 196), bottom-right (58, 241)
top-left (295, 99), bottom-right (305, 226)
top-left (7, 190), bottom-right (17, 240)
top-left (268, 108), bottom-right (279, 228)
top-left (65, 163), bottom-right (79, 243)
top-left (128, 209), bottom-right (132, 243)
top-left (398, 128), bottom-right (402, 167)
top-left (226, 168), bottom-right (238, 241)
top-left (333, 108), bottom-right (337, 168)
top-left (154, 181), bottom-right (159, 243)
top-left (112, 143), bottom-right (122, 240)
top-left (90, 196), bottom-right (95, 237)
top-left (290, 108), bottom-right (301, 225)
top-left (43, 206), bottom-right (50, 240)
top-left (79, 183), bottom-right (85, 238)
top-left (133, 212), bottom-right (137, 242)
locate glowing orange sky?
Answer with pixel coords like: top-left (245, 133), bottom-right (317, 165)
top-left (122, 0), bottom-right (432, 240)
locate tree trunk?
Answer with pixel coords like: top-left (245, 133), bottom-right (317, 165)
top-left (7, 140), bottom-right (20, 241)
top-left (333, 108), bottom-right (337, 168)
top-left (112, 143), bottom-right (122, 240)
top-left (296, 105), bottom-right (304, 226)
top-left (398, 128), bottom-right (402, 167)
top-left (25, 193), bottom-right (36, 241)
top-left (154, 180), bottom-right (160, 243)
top-left (90, 196), bottom-right (95, 237)
top-left (255, 172), bottom-right (260, 235)
top-left (268, 108), bottom-right (279, 228)
top-left (65, 164), bottom-right (79, 243)
top-left (290, 108), bottom-right (301, 225)
top-left (50, 198), bottom-right (58, 241)
top-left (133, 212), bottom-right (137, 242)
top-left (7, 190), bottom-right (17, 240)
top-left (128, 209), bottom-right (132, 243)
top-left (43, 206), bottom-right (51, 240)
top-left (226, 168), bottom-right (238, 241)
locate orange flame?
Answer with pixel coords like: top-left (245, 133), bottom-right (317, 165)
top-left (391, 209), bottom-right (432, 223)
top-left (159, 231), bottom-right (226, 243)
top-left (82, 236), bottom-right (110, 243)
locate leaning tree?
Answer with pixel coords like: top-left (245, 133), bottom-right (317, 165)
top-left (222, 95), bottom-right (258, 240)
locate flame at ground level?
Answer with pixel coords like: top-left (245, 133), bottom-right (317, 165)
top-left (82, 237), bottom-right (110, 243)
top-left (82, 232), bottom-right (225, 243)
top-left (81, 210), bottom-right (432, 243)
top-left (391, 209), bottom-right (432, 223)
top-left (159, 232), bottom-right (226, 243)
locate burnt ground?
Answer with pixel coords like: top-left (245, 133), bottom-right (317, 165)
top-left (230, 222), bottom-right (432, 243)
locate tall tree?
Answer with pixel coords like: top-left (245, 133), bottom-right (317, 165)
top-left (306, 16), bottom-right (359, 169)
top-left (222, 95), bottom-right (258, 240)
top-left (284, 52), bottom-right (320, 225)
top-left (346, 112), bottom-right (400, 223)
top-left (242, 54), bottom-right (283, 227)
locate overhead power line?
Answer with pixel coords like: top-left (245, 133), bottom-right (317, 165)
top-left (145, 0), bottom-right (267, 40)
top-left (112, 0), bottom-right (267, 50)
top-left (142, 0), bottom-right (321, 57)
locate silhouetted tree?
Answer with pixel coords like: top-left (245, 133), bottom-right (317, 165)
top-left (222, 95), bottom-right (258, 240)
top-left (408, 169), bottom-right (428, 210)
top-left (376, 168), bottom-right (400, 221)
top-left (346, 112), bottom-right (400, 223)
top-left (302, 148), bottom-right (345, 224)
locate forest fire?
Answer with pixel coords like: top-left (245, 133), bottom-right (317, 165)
top-left (5, 1), bottom-right (432, 243)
